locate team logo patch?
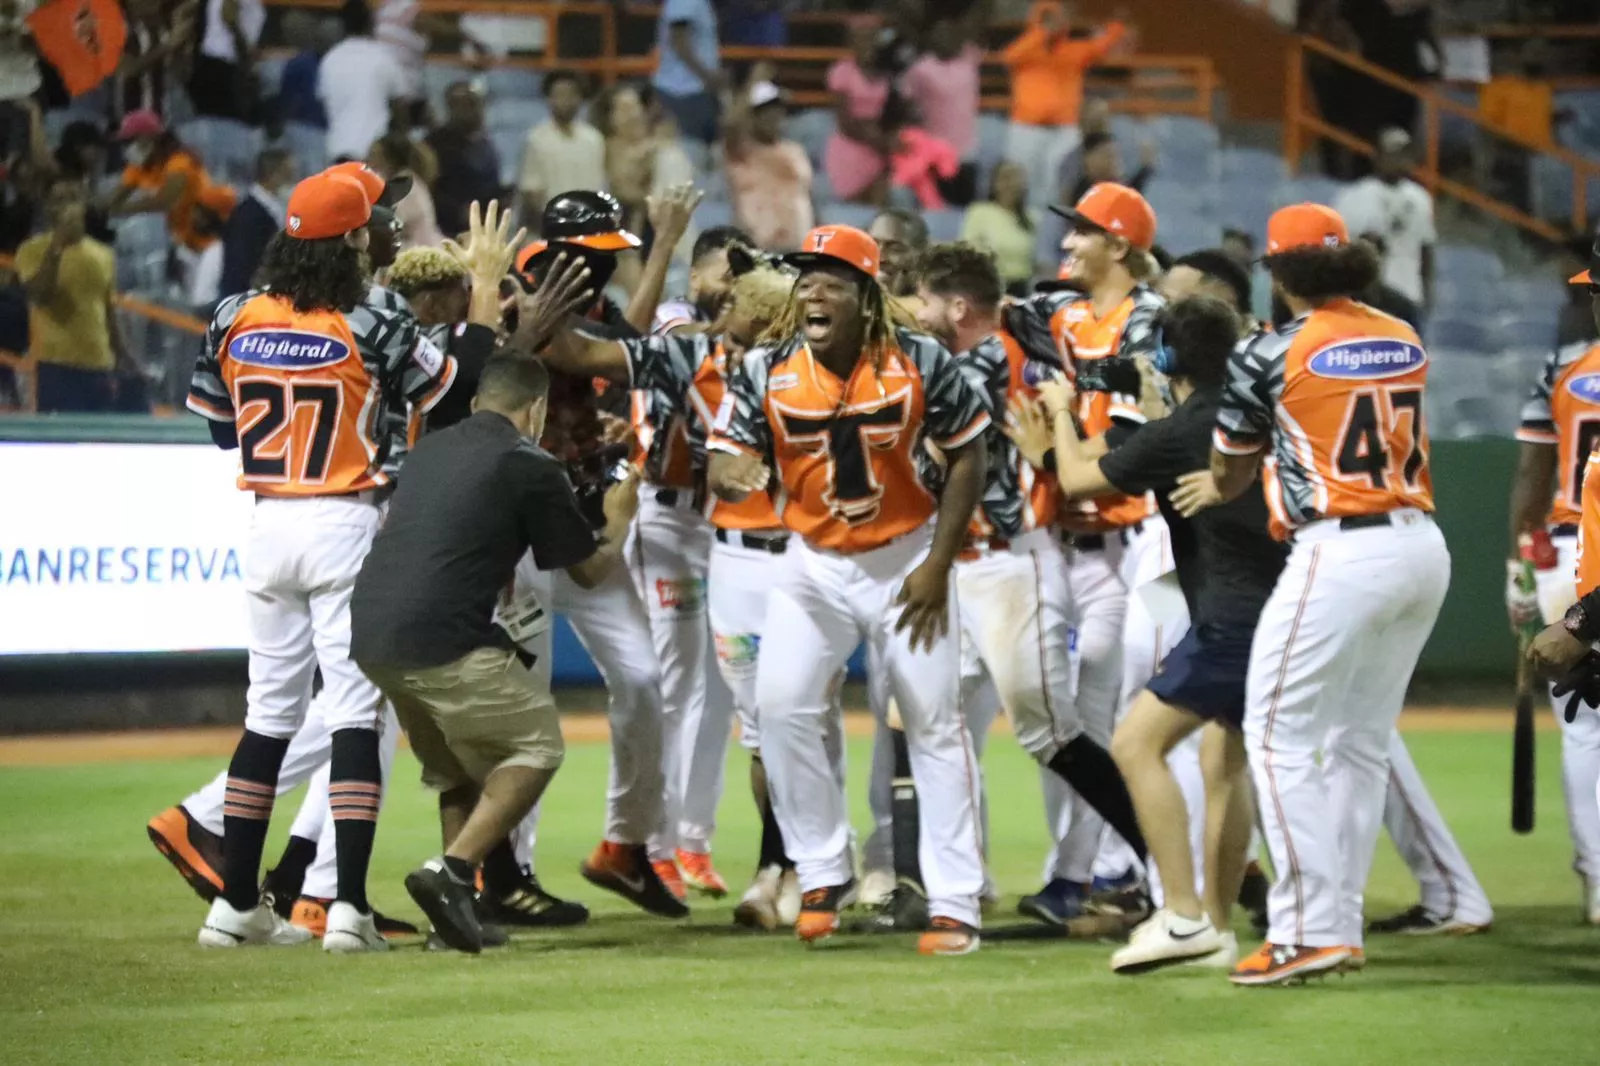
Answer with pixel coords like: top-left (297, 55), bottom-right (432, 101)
top-left (714, 632), bottom-right (760, 670)
top-left (1568, 372), bottom-right (1600, 404)
top-left (655, 577), bottom-right (706, 613)
top-left (769, 372), bottom-right (800, 392)
top-left (1306, 339), bottom-right (1427, 380)
top-left (412, 337), bottom-right (445, 377)
top-left (228, 329), bottom-right (350, 369)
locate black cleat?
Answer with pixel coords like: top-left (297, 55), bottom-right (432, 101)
top-left (579, 841), bottom-right (689, 918)
top-left (480, 872), bottom-right (590, 928)
top-left (864, 880), bottom-right (930, 933)
top-left (146, 806), bottom-right (224, 903)
top-left (405, 859), bottom-right (484, 954)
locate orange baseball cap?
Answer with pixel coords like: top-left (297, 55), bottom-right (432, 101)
top-left (1051, 183), bottom-right (1156, 252)
top-left (783, 225), bottom-right (880, 279)
top-left (1574, 269), bottom-right (1593, 284)
top-left (1266, 203), bottom-right (1348, 255)
top-left (325, 160), bottom-right (412, 208)
top-left (1572, 231), bottom-right (1597, 284)
top-left (285, 172), bottom-right (372, 240)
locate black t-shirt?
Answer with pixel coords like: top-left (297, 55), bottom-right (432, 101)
top-left (351, 410), bottom-right (597, 669)
top-left (1096, 384), bottom-right (1288, 628)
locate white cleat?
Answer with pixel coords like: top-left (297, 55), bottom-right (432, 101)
top-left (198, 898), bottom-right (313, 948)
top-left (1110, 909), bottom-right (1223, 974)
top-left (733, 866), bottom-right (783, 931)
top-left (859, 868), bottom-right (896, 908)
top-left (1183, 929), bottom-right (1239, 970)
top-left (776, 868), bottom-right (802, 927)
top-left (323, 901), bottom-right (390, 953)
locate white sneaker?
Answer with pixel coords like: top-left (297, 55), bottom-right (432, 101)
top-left (323, 901), bottom-right (390, 953)
top-left (198, 898), bottom-right (313, 948)
top-left (776, 868), bottom-right (802, 926)
top-left (1110, 909), bottom-right (1222, 974)
top-left (859, 868), bottom-right (896, 908)
top-left (1183, 929), bottom-right (1239, 970)
top-left (733, 866), bottom-right (782, 931)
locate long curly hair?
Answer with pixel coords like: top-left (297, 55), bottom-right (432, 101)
top-left (254, 232), bottom-right (371, 313)
top-left (1264, 243), bottom-right (1381, 303)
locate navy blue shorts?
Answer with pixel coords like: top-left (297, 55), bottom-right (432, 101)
top-left (1145, 621), bottom-right (1256, 731)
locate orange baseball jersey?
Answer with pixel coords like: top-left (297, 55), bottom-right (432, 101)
top-left (689, 353), bottom-right (782, 531)
top-left (1579, 448), bottom-right (1600, 598)
top-left (709, 328), bottom-right (992, 553)
top-left (1214, 297), bottom-right (1434, 532)
top-left (1517, 340), bottom-right (1600, 528)
top-left (1005, 284), bottom-right (1164, 532)
top-left (951, 326), bottom-right (1058, 540)
top-left (187, 287), bottom-right (456, 497)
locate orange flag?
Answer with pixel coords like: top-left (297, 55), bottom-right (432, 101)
top-left (27, 0), bottom-right (128, 98)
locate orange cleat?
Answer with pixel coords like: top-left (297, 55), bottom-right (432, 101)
top-left (795, 880), bottom-right (857, 944)
top-left (1229, 942), bottom-right (1351, 986)
top-left (580, 841), bottom-right (689, 918)
top-left (653, 859), bottom-right (688, 902)
top-left (918, 916), bottom-right (981, 956)
top-left (1340, 946), bottom-right (1366, 972)
top-left (147, 806), bottom-right (224, 903)
top-left (675, 849), bottom-right (729, 898)
top-left (290, 896), bottom-right (329, 937)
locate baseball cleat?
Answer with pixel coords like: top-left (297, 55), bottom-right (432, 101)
top-left (405, 858), bottom-right (484, 954)
top-left (796, 880), bottom-right (858, 943)
top-left (733, 865), bottom-right (783, 930)
top-left (676, 850), bottom-right (729, 898)
top-left (653, 859), bottom-right (688, 902)
top-left (261, 863), bottom-right (307, 920)
top-left (1017, 878), bottom-right (1089, 927)
top-left (1366, 904), bottom-right (1491, 936)
top-left (323, 901), bottom-right (390, 954)
top-left (579, 842), bottom-right (689, 919)
top-left (776, 868), bottom-right (802, 926)
top-left (1091, 867), bottom-right (1142, 896)
top-left (1238, 861), bottom-right (1270, 935)
top-left (147, 806), bottom-right (224, 903)
top-left (1184, 929), bottom-right (1240, 970)
top-left (1338, 946), bottom-right (1366, 972)
top-left (858, 868), bottom-right (896, 908)
top-left (480, 872), bottom-right (589, 928)
top-left (1111, 909), bottom-right (1224, 974)
top-left (865, 880), bottom-right (930, 933)
top-left (917, 917), bottom-right (981, 956)
top-left (1086, 883), bottom-right (1152, 921)
top-left (1228, 942), bottom-right (1351, 986)
top-left (198, 897), bottom-right (313, 948)
top-left (290, 897), bottom-right (330, 937)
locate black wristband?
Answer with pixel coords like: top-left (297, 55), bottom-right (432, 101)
top-left (1574, 593), bottom-right (1600, 642)
top-left (1043, 448), bottom-right (1057, 474)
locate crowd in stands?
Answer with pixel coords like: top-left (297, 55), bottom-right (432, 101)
top-left (0, 0), bottom-right (1593, 424)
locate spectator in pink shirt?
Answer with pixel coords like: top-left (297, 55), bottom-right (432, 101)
top-left (899, 13), bottom-right (984, 206)
top-left (724, 81), bottom-right (813, 251)
top-left (823, 17), bottom-right (894, 204)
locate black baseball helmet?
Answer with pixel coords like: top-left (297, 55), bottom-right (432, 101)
top-left (541, 190), bottom-right (641, 252)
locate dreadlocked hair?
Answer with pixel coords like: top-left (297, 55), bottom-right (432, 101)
top-left (255, 232), bottom-right (370, 313)
top-left (760, 273), bottom-right (908, 373)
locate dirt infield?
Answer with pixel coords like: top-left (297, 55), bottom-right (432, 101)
top-left (0, 705), bottom-right (1545, 768)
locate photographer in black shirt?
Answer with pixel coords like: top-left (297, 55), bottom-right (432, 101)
top-left (1010, 295), bottom-right (1282, 975)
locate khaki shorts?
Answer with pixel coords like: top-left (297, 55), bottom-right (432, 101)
top-left (362, 647), bottom-right (564, 793)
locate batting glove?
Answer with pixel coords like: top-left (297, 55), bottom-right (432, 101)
top-left (1552, 652), bottom-right (1600, 723)
top-left (1506, 560), bottom-right (1541, 629)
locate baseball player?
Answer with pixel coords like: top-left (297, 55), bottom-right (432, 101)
top-left (1197, 203), bottom-right (1451, 986)
top-left (652, 225), bottom-right (756, 334)
top-left (1002, 182), bottom-right (1171, 923)
top-left (185, 169), bottom-right (458, 951)
top-left (1510, 240), bottom-right (1600, 925)
top-left (708, 224), bottom-right (992, 956)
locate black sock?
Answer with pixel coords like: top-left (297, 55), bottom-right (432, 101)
top-left (1047, 735), bottom-right (1148, 861)
top-left (329, 728), bottom-right (382, 913)
top-left (443, 855), bottom-right (477, 884)
top-left (221, 730), bottom-right (290, 911)
top-left (482, 838), bottom-right (524, 896)
top-left (889, 729), bottom-right (924, 889)
top-left (752, 757), bottom-right (790, 871)
top-left (263, 834), bottom-right (317, 903)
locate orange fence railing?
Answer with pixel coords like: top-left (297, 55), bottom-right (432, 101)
top-left (1286, 34), bottom-right (1598, 243)
top-left (261, 0), bottom-right (1216, 117)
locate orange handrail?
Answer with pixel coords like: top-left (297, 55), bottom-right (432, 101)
top-left (1287, 34), bottom-right (1598, 242)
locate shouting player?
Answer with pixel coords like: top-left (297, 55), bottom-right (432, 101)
top-left (185, 170), bottom-right (457, 951)
top-left (1194, 203), bottom-right (1451, 986)
top-left (708, 225), bottom-right (992, 956)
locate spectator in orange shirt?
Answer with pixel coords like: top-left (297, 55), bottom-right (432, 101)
top-left (1002, 1), bottom-right (1127, 210)
top-left (106, 110), bottom-right (236, 254)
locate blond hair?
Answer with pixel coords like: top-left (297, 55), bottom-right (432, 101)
top-left (728, 266), bottom-right (793, 331)
top-left (386, 247), bottom-right (468, 300)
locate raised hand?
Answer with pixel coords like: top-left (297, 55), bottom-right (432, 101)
top-left (442, 200), bottom-right (527, 286)
top-left (646, 182), bottom-right (704, 248)
top-left (513, 252), bottom-right (593, 352)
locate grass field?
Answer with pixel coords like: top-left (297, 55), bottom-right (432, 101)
top-left (1, 714), bottom-right (1596, 1065)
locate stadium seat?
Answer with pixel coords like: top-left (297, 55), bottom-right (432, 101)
top-left (179, 118), bottom-right (262, 186)
top-left (1427, 317), bottom-right (1499, 354)
top-left (280, 122), bottom-right (329, 176)
top-left (925, 208), bottom-right (963, 242)
top-left (486, 97), bottom-right (547, 135)
top-left (114, 215), bottom-right (173, 295)
top-left (1220, 147), bottom-right (1287, 186)
top-left (694, 199), bottom-right (734, 234)
top-left (1436, 242), bottom-right (1506, 283)
top-left (1276, 175), bottom-right (1344, 207)
top-left (786, 108), bottom-right (835, 172)
top-left (975, 113), bottom-right (1011, 194)
top-left (485, 67), bottom-right (544, 101)
top-left (1496, 313), bottom-right (1558, 354)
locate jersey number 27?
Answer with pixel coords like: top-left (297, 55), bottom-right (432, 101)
top-left (1335, 387), bottom-right (1425, 490)
top-left (237, 378), bottom-right (342, 483)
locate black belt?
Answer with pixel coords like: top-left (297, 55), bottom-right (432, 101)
top-left (1062, 519), bottom-right (1146, 553)
top-left (655, 489), bottom-right (680, 506)
top-left (715, 528), bottom-right (789, 554)
top-left (1336, 511), bottom-right (1436, 532)
top-left (1553, 523), bottom-right (1579, 538)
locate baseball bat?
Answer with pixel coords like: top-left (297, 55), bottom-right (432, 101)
top-left (1511, 652), bottom-right (1537, 834)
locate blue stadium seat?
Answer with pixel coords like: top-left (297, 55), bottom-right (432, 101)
top-left (816, 201), bottom-right (879, 232)
top-left (925, 208), bottom-right (963, 242)
top-left (785, 108), bottom-right (835, 173)
top-left (486, 97), bottom-right (547, 136)
top-left (695, 199), bottom-right (734, 233)
top-left (1156, 217), bottom-right (1222, 257)
top-left (1276, 175), bottom-right (1344, 207)
top-left (179, 118), bottom-right (262, 186)
top-left (1427, 316), bottom-right (1499, 353)
top-left (1496, 313), bottom-right (1558, 354)
top-left (280, 122), bottom-right (328, 176)
top-left (975, 113), bottom-right (1010, 194)
top-left (1435, 242), bottom-right (1505, 283)
top-left (1143, 177), bottom-right (1217, 218)
top-left (1220, 147), bottom-right (1287, 185)
top-left (485, 67), bottom-right (544, 102)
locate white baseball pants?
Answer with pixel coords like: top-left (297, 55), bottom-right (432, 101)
top-left (1381, 730), bottom-right (1493, 927)
top-left (1536, 532), bottom-right (1600, 881)
top-left (1039, 537), bottom-right (1124, 884)
top-left (627, 491), bottom-right (734, 857)
top-left (758, 527), bottom-right (986, 926)
top-left (1247, 510), bottom-right (1450, 948)
top-left (242, 496), bottom-right (386, 739)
